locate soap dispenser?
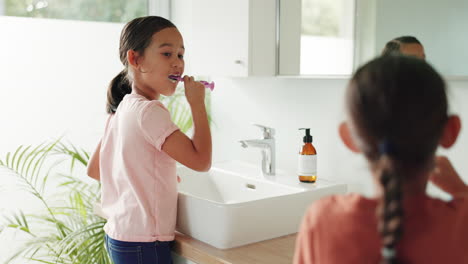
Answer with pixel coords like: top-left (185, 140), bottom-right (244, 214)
top-left (298, 128), bottom-right (317, 183)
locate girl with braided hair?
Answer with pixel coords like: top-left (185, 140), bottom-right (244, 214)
top-left (294, 55), bottom-right (468, 264)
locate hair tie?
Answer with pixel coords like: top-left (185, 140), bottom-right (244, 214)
top-left (378, 140), bottom-right (395, 155)
top-left (381, 247), bottom-right (396, 258)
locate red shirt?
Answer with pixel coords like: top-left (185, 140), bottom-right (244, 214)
top-left (294, 193), bottom-right (468, 264)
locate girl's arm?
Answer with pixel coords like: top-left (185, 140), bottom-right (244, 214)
top-left (87, 140), bottom-right (101, 181)
top-left (429, 156), bottom-right (468, 198)
top-left (162, 76), bottom-right (212, 172)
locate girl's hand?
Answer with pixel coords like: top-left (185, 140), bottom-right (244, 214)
top-left (429, 156), bottom-right (468, 198)
top-left (183, 75), bottom-right (205, 107)
top-left (162, 75), bottom-right (212, 172)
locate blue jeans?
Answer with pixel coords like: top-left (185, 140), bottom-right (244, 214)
top-left (105, 234), bottom-right (174, 264)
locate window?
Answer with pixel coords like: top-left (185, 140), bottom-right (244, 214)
top-left (300, 0), bottom-right (355, 75)
top-left (2, 0), bottom-right (148, 23)
top-left (279, 0), bottom-right (356, 76)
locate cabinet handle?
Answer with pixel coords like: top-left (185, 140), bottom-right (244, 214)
top-left (234, 60), bottom-right (243, 65)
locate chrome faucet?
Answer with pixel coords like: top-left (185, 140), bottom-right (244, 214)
top-left (239, 124), bottom-right (276, 176)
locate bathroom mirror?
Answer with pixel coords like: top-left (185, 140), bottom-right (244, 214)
top-left (279, 0), bottom-right (468, 77)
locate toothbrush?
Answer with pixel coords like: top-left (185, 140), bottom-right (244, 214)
top-left (169, 75), bottom-right (215, 91)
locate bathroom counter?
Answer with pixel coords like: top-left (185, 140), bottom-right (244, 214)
top-left (94, 201), bottom-right (299, 263)
top-left (173, 232), bottom-right (297, 264)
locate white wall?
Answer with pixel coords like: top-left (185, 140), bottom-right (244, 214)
top-left (375, 0), bottom-right (468, 76)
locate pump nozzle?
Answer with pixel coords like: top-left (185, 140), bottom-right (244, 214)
top-left (299, 128), bottom-right (313, 143)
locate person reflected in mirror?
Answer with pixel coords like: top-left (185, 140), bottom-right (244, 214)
top-left (382, 36), bottom-right (426, 60)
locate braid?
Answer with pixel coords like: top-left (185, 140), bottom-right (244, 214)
top-left (378, 155), bottom-right (404, 264)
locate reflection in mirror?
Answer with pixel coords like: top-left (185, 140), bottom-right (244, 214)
top-left (280, 0), bottom-right (468, 77)
top-left (356, 0), bottom-right (468, 77)
top-left (279, 0), bottom-right (355, 76)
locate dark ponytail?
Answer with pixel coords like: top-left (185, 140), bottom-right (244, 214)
top-left (106, 16), bottom-right (177, 113)
top-left (106, 69), bottom-right (131, 114)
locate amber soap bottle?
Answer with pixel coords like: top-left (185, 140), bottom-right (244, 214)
top-left (298, 128), bottom-right (317, 183)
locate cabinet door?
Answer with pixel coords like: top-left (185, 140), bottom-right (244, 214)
top-left (190, 0), bottom-right (250, 77)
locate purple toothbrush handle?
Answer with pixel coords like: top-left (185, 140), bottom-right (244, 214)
top-left (176, 76), bottom-right (215, 91)
top-left (199, 81), bottom-right (215, 91)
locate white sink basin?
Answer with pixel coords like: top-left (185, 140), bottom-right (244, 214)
top-left (176, 160), bottom-right (347, 249)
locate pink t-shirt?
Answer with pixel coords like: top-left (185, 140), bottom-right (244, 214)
top-left (294, 193), bottom-right (468, 264)
top-left (100, 93), bottom-right (179, 242)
